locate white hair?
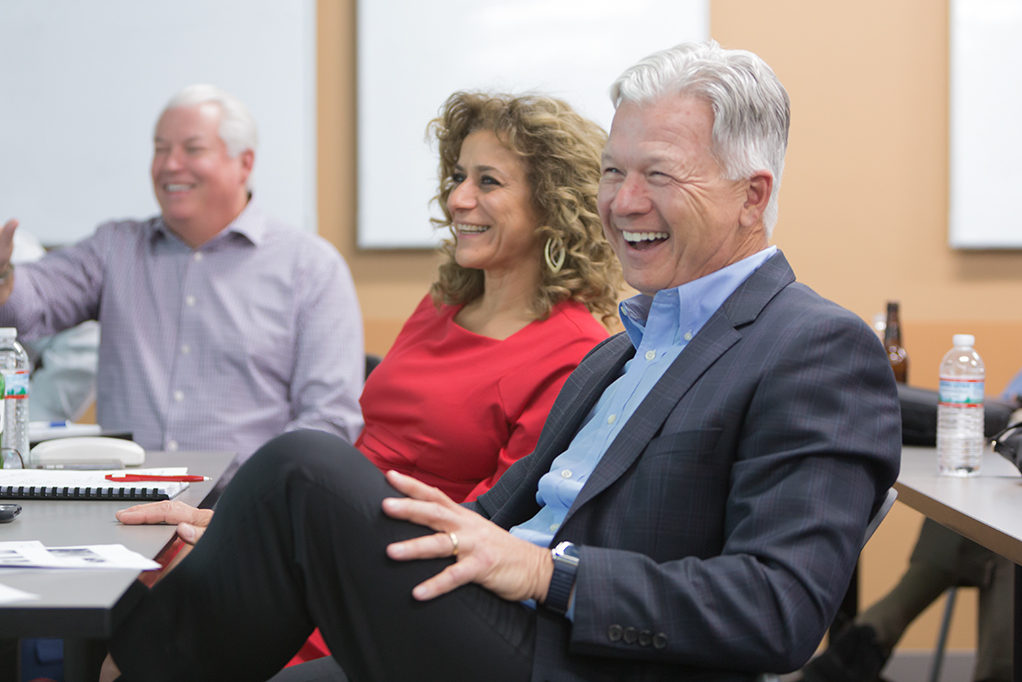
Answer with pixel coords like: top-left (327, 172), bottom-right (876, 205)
top-left (609, 40), bottom-right (790, 235)
top-left (159, 84), bottom-right (258, 159)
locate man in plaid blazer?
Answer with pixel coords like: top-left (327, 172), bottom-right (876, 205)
top-left (107, 41), bottom-right (900, 681)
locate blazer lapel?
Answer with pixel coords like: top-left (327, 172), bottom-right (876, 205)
top-left (544, 334), bottom-right (635, 453)
top-left (486, 333), bottom-right (635, 527)
top-left (563, 251), bottom-right (797, 520)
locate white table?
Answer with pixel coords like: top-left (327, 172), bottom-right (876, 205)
top-left (0, 450), bottom-right (234, 680)
top-left (895, 446), bottom-right (1022, 681)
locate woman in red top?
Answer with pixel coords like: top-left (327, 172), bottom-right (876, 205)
top-left (357, 91), bottom-right (620, 503)
top-left (115, 91), bottom-right (621, 670)
top-left (283, 92), bottom-right (621, 665)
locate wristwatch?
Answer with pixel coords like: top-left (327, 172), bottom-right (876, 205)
top-left (546, 541), bottom-right (580, 616)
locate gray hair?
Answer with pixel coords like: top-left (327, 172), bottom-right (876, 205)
top-left (609, 40), bottom-right (789, 235)
top-left (159, 84), bottom-right (258, 159)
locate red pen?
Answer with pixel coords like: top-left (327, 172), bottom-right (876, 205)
top-left (104, 474), bottom-right (210, 482)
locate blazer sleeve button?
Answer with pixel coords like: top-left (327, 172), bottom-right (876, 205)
top-left (623, 626), bottom-right (638, 644)
top-left (653, 632), bottom-right (668, 649)
top-left (608, 624), bottom-right (623, 642)
top-left (638, 629), bottom-right (652, 646)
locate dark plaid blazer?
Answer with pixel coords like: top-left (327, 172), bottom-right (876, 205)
top-left (471, 251), bottom-right (901, 681)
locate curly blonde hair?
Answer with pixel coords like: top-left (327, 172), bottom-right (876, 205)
top-left (428, 91), bottom-right (621, 326)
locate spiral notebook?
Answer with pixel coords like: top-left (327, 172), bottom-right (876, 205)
top-left (0, 468), bottom-right (189, 501)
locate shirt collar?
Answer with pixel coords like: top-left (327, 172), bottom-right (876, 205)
top-left (153, 197), bottom-right (265, 248)
top-left (619, 245), bottom-right (778, 349)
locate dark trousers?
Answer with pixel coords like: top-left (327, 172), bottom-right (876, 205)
top-left (110, 430), bottom-right (537, 681)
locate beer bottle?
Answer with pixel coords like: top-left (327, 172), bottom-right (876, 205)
top-left (884, 301), bottom-right (908, 383)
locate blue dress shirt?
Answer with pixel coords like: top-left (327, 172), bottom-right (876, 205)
top-left (510, 246), bottom-right (778, 551)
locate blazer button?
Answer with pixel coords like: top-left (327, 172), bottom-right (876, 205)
top-left (639, 629), bottom-right (652, 647)
top-left (623, 626), bottom-right (637, 644)
top-left (653, 632), bottom-right (668, 649)
top-left (608, 624), bottom-right (623, 642)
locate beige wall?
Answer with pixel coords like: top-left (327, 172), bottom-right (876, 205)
top-left (317, 0), bottom-right (442, 354)
top-left (318, 0), bottom-right (1020, 652)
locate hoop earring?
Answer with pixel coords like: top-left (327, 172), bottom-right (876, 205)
top-left (544, 236), bottom-right (566, 274)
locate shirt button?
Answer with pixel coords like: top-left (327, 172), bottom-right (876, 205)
top-left (683, 331), bottom-right (693, 341)
top-left (185, 295), bottom-right (196, 307)
top-left (181, 344), bottom-right (191, 355)
top-left (173, 390), bottom-right (184, 402)
top-left (608, 624), bottom-right (623, 642)
top-left (193, 252), bottom-right (204, 262)
top-left (607, 414), bottom-right (616, 425)
top-left (560, 469), bottom-right (572, 479)
top-left (644, 350), bottom-right (656, 361)
top-left (166, 440), bottom-right (179, 451)
top-left (548, 523), bottom-right (559, 532)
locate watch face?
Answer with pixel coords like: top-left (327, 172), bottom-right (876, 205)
top-left (555, 541), bottom-right (579, 563)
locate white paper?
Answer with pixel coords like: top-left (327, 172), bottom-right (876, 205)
top-left (0, 540), bottom-right (160, 570)
top-left (0, 467), bottom-right (190, 499)
top-left (0, 467), bottom-right (187, 485)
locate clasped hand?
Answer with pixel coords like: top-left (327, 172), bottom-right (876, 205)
top-left (382, 470), bottom-right (553, 604)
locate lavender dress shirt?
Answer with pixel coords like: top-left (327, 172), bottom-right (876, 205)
top-left (0, 201), bottom-right (364, 460)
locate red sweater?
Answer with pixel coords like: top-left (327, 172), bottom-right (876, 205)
top-left (356, 294), bottom-right (608, 502)
top-left (289, 295), bottom-right (608, 667)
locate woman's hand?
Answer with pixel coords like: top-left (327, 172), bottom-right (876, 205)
top-left (382, 470), bottom-right (553, 603)
top-left (116, 499), bottom-right (214, 545)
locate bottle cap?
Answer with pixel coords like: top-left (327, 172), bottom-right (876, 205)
top-left (0, 328), bottom-right (16, 339)
top-left (952, 333), bottom-right (975, 347)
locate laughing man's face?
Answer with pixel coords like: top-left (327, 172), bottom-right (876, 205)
top-left (598, 93), bottom-right (765, 295)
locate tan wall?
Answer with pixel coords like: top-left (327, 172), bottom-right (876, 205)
top-left (318, 0), bottom-right (1021, 653)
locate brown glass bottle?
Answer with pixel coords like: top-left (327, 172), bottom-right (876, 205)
top-left (884, 301), bottom-right (908, 383)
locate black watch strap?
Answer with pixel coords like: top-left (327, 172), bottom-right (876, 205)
top-left (546, 541), bottom-right (579, 616)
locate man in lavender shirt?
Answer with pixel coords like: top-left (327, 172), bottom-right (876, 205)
top-left (0, 84), bottom-right (364, 467)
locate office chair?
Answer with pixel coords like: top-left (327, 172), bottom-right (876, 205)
top-left (365, 353), bottom-right (382, 380)
top-left (930, 587), bottom-right (957, 682)
top-left (830, 486), bottom-right (901, 638)
top-left (864, 488), bottom-right (898, 547)
top-left (759, 488), bottom-right (899, 682)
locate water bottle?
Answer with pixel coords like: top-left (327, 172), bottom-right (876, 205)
top-left (0, 328), bottom-right (31, 468)
top-left (936, 334), bottom-right (985, 476)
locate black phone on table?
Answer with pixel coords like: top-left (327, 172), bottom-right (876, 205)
top-left (0, 503), bottom-right (21, 522)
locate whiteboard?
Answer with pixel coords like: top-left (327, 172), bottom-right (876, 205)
top-left (949, 0), bottom-right (1022, 248)
top-left (357, 0), bottom-right (709, 249)
top-left (0, 0), bottom-right (316, 246)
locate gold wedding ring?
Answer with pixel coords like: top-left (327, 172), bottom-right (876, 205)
top-left (448, 531), bottom-right (459, 557)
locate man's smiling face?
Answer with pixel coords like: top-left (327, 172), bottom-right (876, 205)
top-left (598, 93), bottom-right (767, 295)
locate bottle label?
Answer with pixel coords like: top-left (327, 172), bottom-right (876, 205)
top-left (938, 377), bottom-right (984, 407)
top-left (2, 370), bottom-right (28, 399)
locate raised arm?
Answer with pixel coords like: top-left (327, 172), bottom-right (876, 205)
top-left (0, 219), bottom-right (18, 304)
